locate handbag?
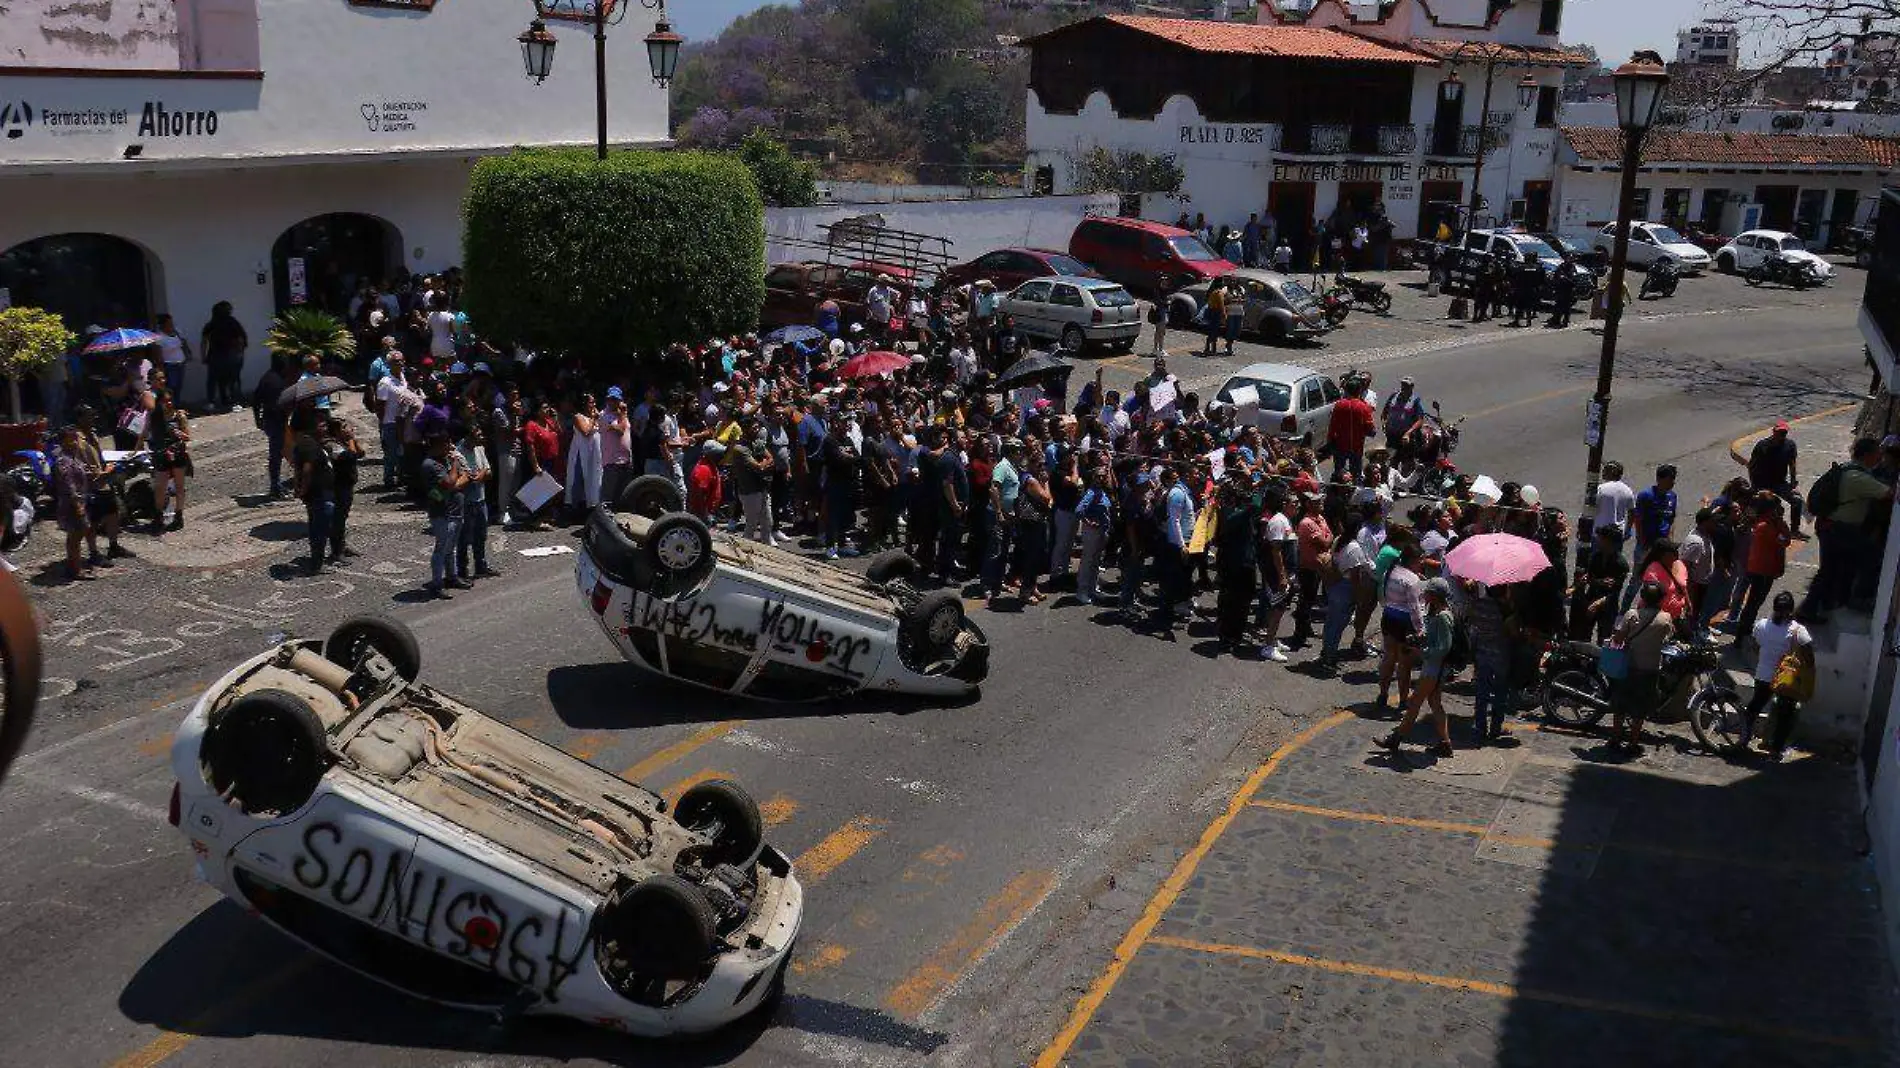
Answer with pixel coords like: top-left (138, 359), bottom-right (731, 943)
top-left (1773, 649), bottom-right (1816, 702)
top-left (117, 405), bottom-right (148, 438)
top-left (1598, 642), bottom-right (1631, 680)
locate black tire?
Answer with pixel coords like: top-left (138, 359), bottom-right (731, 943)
top-left (1060, 324), bottom-right (1085, 352)
top-left (1716, 252), bottom-right (1735, 274)
top-left (1745, 265), bottom-right (1767, 287)
top-left (597, 874), bottom-right (718, 982)
top-left (325, 616), bottom-right (422, 682)
top-left (865, 549), bottom-right (920, 587)
top-left (1543, 669), bottom-right (1609, 728)
top-left (674, 778), bottom-right (765, 867)
top-left (201, 688), bottom-right (330, 816)
top-left (619, 474), bottom-right (683, 519)
top-left (643, 512), bottom-right (715, 597)
top-left (1263, 318), bottom-right (1288, 345)
top-left (123, 479), bottom-right (157, 524)
top-left (1370, 291), bottom-right (1392, 314)
top-left (1688, 687), bottom-right (1746, 754)
top-left (903, 590), bottom-right (965, 658)
top-left (1858, 248), bottom-right (1875, 270)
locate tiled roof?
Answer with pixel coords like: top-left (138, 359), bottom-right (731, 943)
top-left (1560, 125), bottom-right (1892, 167)
top-left (1028, 15), bottom-right (1437, 65)
top-left (1862, 136), bottom-right (1900, 168)
top-left (1409, 38), bottom-right (1600, 67)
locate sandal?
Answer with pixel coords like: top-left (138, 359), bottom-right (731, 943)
top-left (1433, 741), bottom-right (1455, 758)
top-left (1376, 732), bottom-right (1402, 751)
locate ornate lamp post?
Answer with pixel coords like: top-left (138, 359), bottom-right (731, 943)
top-left (518, 0), bottom-right (684, 161)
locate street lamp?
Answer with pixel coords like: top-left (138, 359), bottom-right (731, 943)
top-left (1437, 43), bottom-right (1535, 230)
top-left (1517, 73), bottom-right (1539, 110)
top-left (1578, 50), bottom-right (1671, 564)
top-left (519, 0), bottom-right (684, 161)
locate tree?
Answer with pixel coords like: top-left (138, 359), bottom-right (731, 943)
top-left (0, 307), bottom-right (73, 421)
top-left (462, 149), bottom-right (766, 369)
top-left (264, 308), bottom-right (356, 367)
top-left (736, 130), bottom-right (819, 207)
top-left (1072, 148), bottom-right (1189, 200)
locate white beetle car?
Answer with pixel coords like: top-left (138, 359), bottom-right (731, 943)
top-left (168, 616), bottom-right (801, 1036)
top-left (578, 478), bottom-right (989, 701)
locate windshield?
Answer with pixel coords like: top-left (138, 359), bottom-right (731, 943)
top-left (1281, 280), bottom-right (1316, 305)
top-left (1649, 226), bottom-right (1687, 245)
top-left (1168, 235), bottom-right (1221, 262)
top-left (1046, 253), bottom-right (1094, 276)
top-left (1215, 377), bottom-right (1294, 412)
top-left (1779, 235), bottom-right (1808, 251)
top-left (1088, 285), bottom-right (1135, 308)
top-left (1506, 234), bottom-right (1562, 260)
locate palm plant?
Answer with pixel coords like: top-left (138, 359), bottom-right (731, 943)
top-left (265, 307), bottom-right (356, 367)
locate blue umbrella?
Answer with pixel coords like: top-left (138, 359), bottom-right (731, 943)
top-left (83, 328), bottom-right (162, 354)
top-left (763, 325), bottom-right (825, 345)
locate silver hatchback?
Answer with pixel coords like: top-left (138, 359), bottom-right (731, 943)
top-left (1001, 276), bottom-right (1143, 352)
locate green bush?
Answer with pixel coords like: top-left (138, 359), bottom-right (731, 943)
top-left (462, 149), bottom-right (766, 367)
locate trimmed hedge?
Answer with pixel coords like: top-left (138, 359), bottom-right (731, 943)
top-left (463, 148), bottom-right (765, 366)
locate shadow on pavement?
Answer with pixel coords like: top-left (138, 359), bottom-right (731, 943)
top-left (545, 662), bottom-right (969, 729)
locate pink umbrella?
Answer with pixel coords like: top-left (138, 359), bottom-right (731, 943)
top-left (1444, 533), bottom-right (1550, 587)
top-left (838, 350), bottom-right (909, 379)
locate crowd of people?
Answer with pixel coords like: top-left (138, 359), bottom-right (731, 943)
top-left (1172, 201), bottom-right (1398, 274)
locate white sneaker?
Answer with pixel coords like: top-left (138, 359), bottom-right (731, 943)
top-left (1266, 646), bottom-right (1289, 663)
top-left (825, 547), bottom-right (840, 560)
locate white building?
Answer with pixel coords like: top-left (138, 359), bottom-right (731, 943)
top-left (1825, 21), bottom-right (1900, 102)
top-left (1674, 20), bottom-right (1739, 69)
top-left (1019, 0), bottom-right (1591, 264)
top-left (0, 0), bottom-right (669, 387)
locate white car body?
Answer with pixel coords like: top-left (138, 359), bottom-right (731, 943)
top-left (1211, 362), bottom-right (1341, 442)
top-left (578, 509), bottom-right (988, 701)
top-left (170, 639), bottom-right (802, 1036)
top-left (1595, 221), bottom-right (1713, 273)
top-left (1000, 276), bottom-right (1143, 350)
top-left (1715, 229), bottom-right (1837, 280)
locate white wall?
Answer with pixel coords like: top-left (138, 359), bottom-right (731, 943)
top-left (1287, 0), bottom-right (1559, 48)
top-left (1553, 166), bottom-right (1883, 241)
top-left (765, 193), bottom-right (1122, 272)
top-left (0, 0), bottom-right (667, 168)
top-left (0, 156), bottom-right (474, 384)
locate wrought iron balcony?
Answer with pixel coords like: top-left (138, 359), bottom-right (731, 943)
top-left (1274, 123), bottom-right (1417, 156)
top-left (1423, 123), bottom-right (1510, 158)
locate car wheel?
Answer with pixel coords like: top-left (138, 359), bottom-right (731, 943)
top-left (597, 874), bottom-right (718, 983)
top-left (674, 778), bottom-right (765, 867)
top-left (865, 549), bottom-right (921, 587)
top-left (123, 480), bottom-right (157, 524)
top-left (903, 590), bottom-right (965, 658)
top-left (1263, 318), bottom-right (1288, 345)
top-left (1858, 248), bottom-right (1874, 270)
top-left (643, 512), bottom-right (715, 597)
top-left (1716, 252), bottom-right (1734, 274)
top-left (620, 474), bottom-right (683, 519)
top-left (201, 689), bottom-right (331, 816)
top-left (324, 615), bottom-right (422, 682)
top-left (1060, 324), bottom-right (1086, 352)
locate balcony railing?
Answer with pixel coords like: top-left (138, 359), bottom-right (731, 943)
top-left (1273, 123), bottom-right (1417, 156)
top-left (1423, 123), bottom-right (1511, 158)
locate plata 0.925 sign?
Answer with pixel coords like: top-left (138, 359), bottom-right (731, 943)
top-left (1179, 124), bottom-right (1268, 146)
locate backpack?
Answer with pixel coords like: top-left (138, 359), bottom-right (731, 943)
top-left (1806, 462), bottom-right (1846, 521)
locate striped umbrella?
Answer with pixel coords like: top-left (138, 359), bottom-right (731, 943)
top-left (82, 328), bottom-right (162, 354)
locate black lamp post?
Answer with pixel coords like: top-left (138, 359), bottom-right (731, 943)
top-left (1577, 50), bottom-right (1671, 560)
top-left (519, 0), bottom-right (684, 162)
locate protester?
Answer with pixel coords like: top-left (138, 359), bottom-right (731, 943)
top-left (291, 408), bottom-right (334, 575)
top-left (1609, 579), bottom-right (1674, 755)
top-left (326, 416), bottom-right (364, 560)
top-left (420, 433), bottom-right (470, 598)
top-left (145, 386), bottom-right (192, 534)
top-left (1380, 577), bottom-right (1456, 757)
top-left (1742, 591), bottom-right (1813, 760)
top-left (456, 423), bottom-right (497, 580)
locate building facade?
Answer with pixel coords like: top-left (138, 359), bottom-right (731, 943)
top-left (0, 0), bottom-right (669, 387)
top-left (1020, 0), bottom-right (1591, 261)
top-left (1673, 20), bottom-right (1738, 69)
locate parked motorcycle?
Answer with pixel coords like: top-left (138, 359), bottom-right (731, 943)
top-left (1745, 251), bottom-right (1824, 290)
top-left (1639, 258), bottom-right (1680, 299)
top-left (1318, 286), bottom-right (1353, 327)
top-left (1333, 269), bottom-right (1392, 314)
top-left (6, 428), bottom-right (60, 510)
top-left (1541, 637), bottom-right (1739, 751)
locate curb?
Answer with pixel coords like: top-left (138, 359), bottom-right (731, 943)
top-left (1727, 401), bottom-right (1861, 468)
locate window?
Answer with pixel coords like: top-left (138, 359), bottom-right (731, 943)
top-left (1216, 377), bottom-right (1294, 411)
top-left (1087, 285), bottom-right (1135, 308)
top-left (1535, 86), bottom-right (1559, 127)
top-left (1780, 235), bottom-right (1809, 251)
top-left (1321, 378), bottom-right (1342, 404)
top-left (1050, 284), bottom-right (1085, 307)
top-left (977, 251), bottom-right (1013, 269)
top-left (1629, 188), bottom-right (1653, 220)
top-left (1300, 379), bottom-right (1325, 413)
top-left (1167, 236), bottom-right (1220, 262)
top-left (1044, 253), bottom-right (1093, 276)
top-left (1014, 280), bottom-right (1053, 303)
top-left (1538, 0), bottom-right (1563, 34)
top-left (1661, 189), bottom-right (1691, 228)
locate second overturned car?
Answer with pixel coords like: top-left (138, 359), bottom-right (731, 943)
top-left (578, 477), bottom-right (989, 701)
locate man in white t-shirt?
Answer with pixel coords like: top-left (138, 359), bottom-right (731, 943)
top-left (1743, 590), bottom-right (1812, 760)
top-left (1258, 491), bottom-right (1299, 662)
top-left (1592, 460), bottom-right (1636, 550)
top-left (374, 354), bottom-right (419, 488)
top-left (154, 313), bottom-right (191, 400)
top-left (427, 294), bottom-right (457, 362)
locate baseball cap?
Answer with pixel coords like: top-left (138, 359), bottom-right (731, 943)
top-left (448, 361), bottom-right (469, 376)
top-left (1773, 419), bottom-right (1790, 432)
top-left (472, 362), bottom-right (492, 375)
top-left (605, 386), bottom-right (624, 400)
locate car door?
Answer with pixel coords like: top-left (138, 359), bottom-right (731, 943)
top-left (1297, 376), bottom-right (1328, 439)
top-left (974, 250), bottom-right (1016, 289)
top-left (1008, 280), bottom-right (1054, 338)
top-left (1048, 283), bottom-right (1087, 341)
top-left (1003, 252), bottom-right (1045, 291)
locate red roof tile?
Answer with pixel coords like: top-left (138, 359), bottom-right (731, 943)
top-left (1560, 125), bottom-right (1890, 167)
top-left (1862, 137), bottom-right (1900, 168)
top-left (1409, 38), bottom-right (1599, 68)
top-left (1057, 15), bottom-right (1438, 65)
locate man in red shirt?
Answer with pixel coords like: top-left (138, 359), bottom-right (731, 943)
top-left (687, 441), bottom-right (726, 520)
top-left (1327, 379), bottom-right (1376, 479)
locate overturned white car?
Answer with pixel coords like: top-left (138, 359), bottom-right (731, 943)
top-left (168, 616), bottom-right (801, 1036)
top-left (576, 478), bottom-right (989, 702)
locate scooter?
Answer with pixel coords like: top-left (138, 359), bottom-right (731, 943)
top-left (1639, 258), bottom-right (1680, 299)
top-left (1745, 251), bottom-right (1824, 290)
top-left (1333, 269), bottom-right (1393, 314)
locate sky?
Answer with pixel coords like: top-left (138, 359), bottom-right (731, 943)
top-left (670, 1), bottom-right (1723, 67)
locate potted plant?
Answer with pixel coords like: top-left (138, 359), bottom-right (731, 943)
top-left (0, 306), bottom-right (73, 456)
top-left (264, 307), bottom-right (356, 376)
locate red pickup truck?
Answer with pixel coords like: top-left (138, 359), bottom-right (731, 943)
top-left (760, 260), bottom-right (917, 331)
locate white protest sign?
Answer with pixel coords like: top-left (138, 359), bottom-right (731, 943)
top-left (1206, 447), bottom-right (1226, 482)
top-left (515, 471), bottom-right (564, 513)
top-left (1149, 378), bottom-right (1177, 414)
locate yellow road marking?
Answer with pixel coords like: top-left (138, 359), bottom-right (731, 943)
top-left (790, 942), bottom-right (852, 976)
top-left (795, 816), bottom-right (888, 883)
top-left (887, 868), bottom-right (1056, 1019)
top-left (107, 1032), bottom-right (194, 1068)
top-left (1252, 798), bottom-right (1491, 837)
top-left (1728, 401), bottom-right (1860, 468)
top-left (106, 956), bottom-right (315, 1068)
top-left (1148, 935), bottom-right (1870, 1051)
top-left (1033, 711), bottom-right (1352, 1068)
top-left (901, 843), bottom-right (966, 886)
top-left (662, 768), bottom-right (733, 805)
top-left (619, 721), bottom-right (736, 784)
top-left (564, 734), bottom-right (607, 761)
top-left (760, 794), bottom-right (799, 826)
top-left (1464, 384), bottom-right (1590, 420)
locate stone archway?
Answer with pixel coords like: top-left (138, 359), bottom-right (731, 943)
top-left (0, 232), bottom-right (161, 330)
top-left (270, 212), bottom-right (404, 316)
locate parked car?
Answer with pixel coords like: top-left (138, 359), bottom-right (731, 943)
top-left (1681, 224), bottom-right (1731, 255)
top-left (940, 247), bottom-right (1100, 294)
top-left (1000, 276), bottom-right (1142, 351)
top-left (1210, 362), bottom-right (1342, 443)
top-left (1841, 219), bottom-right (1876, 269)
top-left (1716, 229), bottom-right (1838, 281)
top-left (168, 616), bottom-right (802, 1036)
top-left (1174, 269), bottom-right (1331, 344)
top-left (580, 480), bottom-right (989, 701)
top-left (1593, 221), bottom-right (1713, 273)
top-left (1424, 227), bottom-right (1565, 295)
top-left (1068, 217), bottom-right (1235, 298)
top-left (759, 260), bottom-right (917, 331)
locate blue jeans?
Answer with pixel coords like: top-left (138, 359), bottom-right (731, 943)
top-left (1321, 579), bottom-right (1354, 659)
top-left (937, 510), bottom-right (963, 577)
top-left (430, 514), bottom-right (461, 585)
top-left (304, 493), bottom-right (334, 564)
top-left (1472, 660), bottom-right (1509, 736)
top-left (457, 495), bottom-right (489, 576)
top-left (380, 422), bottom-right (403, 486)
top-left (1803, 520), bottom-right (1865, 616)
top-left (983, 513), bottom-right (1013, 596)
top-left (824, 483), bottom-right (855, 548)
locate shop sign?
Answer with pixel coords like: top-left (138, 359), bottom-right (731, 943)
top-left (1179, 123), bottom-right (1269, 146)
top-left (360, 100), bottom-right (428, 135)
top-left (0, 98), bottom-right (220, 145)
top-left (1387, 182), bottom-right (1416, 202)
top-left (288, 258), bottom-right (308, 306)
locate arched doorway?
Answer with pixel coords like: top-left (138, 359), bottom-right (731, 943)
top-left (0, 233), bottom-right (158, 330)
top-left (271, 213), bottom-right (403, 316)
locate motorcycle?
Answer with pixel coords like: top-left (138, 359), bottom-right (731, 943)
top-left (1639, 258), bottom-right (1679, 299)
top-left (1396, 402), bottom-right (1463, 469)
top-left (1541, 637), bottom-right (1740, 752)
top-left (1333, 269), bottom-right (1392, 314)
top-left (1745, 251), bottom-right (1824, 290)
top-left (7, 428), bottom-right (60, 510)
top-left (1318, 286), bottom-right (1353, 327)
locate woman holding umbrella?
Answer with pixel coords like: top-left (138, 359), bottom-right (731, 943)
top-left (145, 386), bottom-right (191, 534)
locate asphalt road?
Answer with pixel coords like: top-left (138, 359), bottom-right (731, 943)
top-left (0, 265), bottom-right (1870, 1068)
